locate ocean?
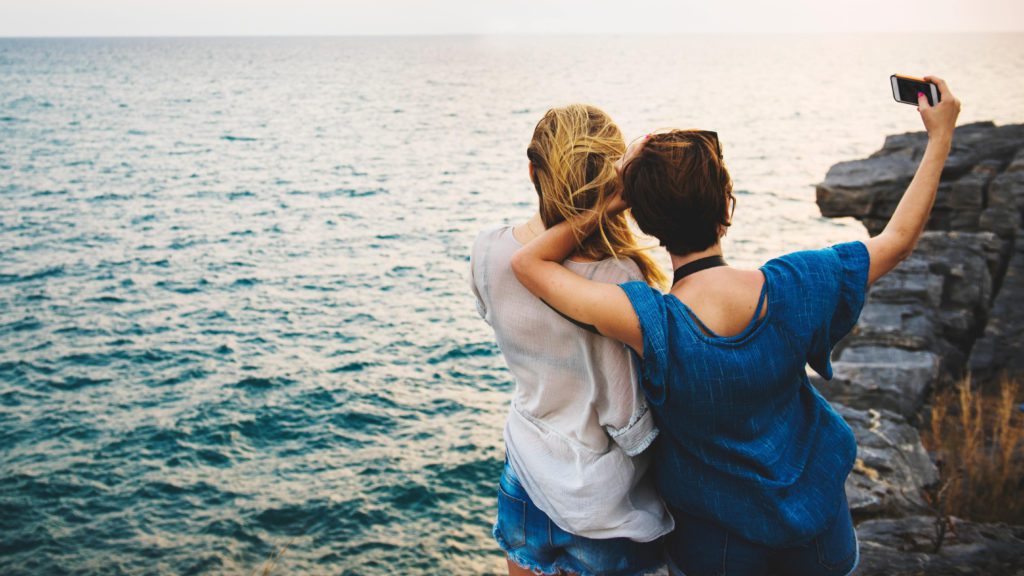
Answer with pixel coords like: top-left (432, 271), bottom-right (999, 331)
top-left (1, 35), bottom-right (1023, 575)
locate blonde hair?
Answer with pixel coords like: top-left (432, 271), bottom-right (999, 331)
top-left (527, 104), bottom-right (667, 289)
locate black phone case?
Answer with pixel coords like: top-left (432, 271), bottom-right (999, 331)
top-left (891, 75), bottom-right (940, 106)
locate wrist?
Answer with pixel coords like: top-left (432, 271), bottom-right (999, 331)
top-left (926, 131), bottom-right (953, 150)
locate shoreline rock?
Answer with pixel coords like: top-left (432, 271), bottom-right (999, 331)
top-left (856, 516), bottom-right (1024, 576)
top-left (815, 121), bottom-right (1024, 575)
top-left (817, 121), bottom-right (1024, 386)
top-left (837, 405), bottom-right (938, 518)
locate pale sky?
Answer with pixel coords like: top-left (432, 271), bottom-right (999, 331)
top-left (1, 0), bottom-right (1022, 36)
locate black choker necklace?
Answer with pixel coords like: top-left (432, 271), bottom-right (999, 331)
top-left (672, 255), bottom-right (728, 285)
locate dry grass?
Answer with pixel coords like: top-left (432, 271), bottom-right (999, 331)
top-left (923, 374), bottom-right (1024, 524)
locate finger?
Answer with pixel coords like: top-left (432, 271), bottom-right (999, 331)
top-left (917, 90), bottom-right (932, 111)
top-left (923, 75), bottom-right (950, 100)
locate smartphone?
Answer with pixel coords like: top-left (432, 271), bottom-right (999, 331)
top-left (891, 74), bottom-right (940, 106)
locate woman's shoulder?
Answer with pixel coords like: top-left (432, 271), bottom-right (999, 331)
top-left (759, 241), bottom-right (870, 332)
top-left (567, 255), bottom-right (646, 284)
top-left (473, 224), bottom-right (513, 247)
top-left (760, 241), bottom-right (868, 284)
top-left (471, 224), bottom-right (516, 261)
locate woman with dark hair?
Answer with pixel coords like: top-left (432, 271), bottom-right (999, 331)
top-left (510, 78), bottom-right (960, 575)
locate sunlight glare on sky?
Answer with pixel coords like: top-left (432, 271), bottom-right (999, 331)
top-left (1, 0), bottom-right (1022, 36)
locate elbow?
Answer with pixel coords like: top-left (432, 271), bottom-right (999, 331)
top-left (510, 250), bottom-right (530, 283)
top-left (894, 234), bottom-right (919, 263)
top-left (894, 245), bottom-right (914, 264)
top-left (882, 230), bottom-right (917, 263)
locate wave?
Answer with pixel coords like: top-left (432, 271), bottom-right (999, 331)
top-left (328, 361), bottom-right (376, 373)
top-left (0, 266), bottom-right (65, 285)
top-left (427, 341), bottom-right (499, 364)
top-left (317, 187), bottom-right (386, 199)
top-left (0, 316), bottom-right (43, 335)
top-left (232, 376), bottom-right (295, 390)
top-left (47, 375), bottom-right (111, 391)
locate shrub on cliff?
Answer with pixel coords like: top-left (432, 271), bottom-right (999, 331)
top-left (924, 374), bottom-right (1024, 524)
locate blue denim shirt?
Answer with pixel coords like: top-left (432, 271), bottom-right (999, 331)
top-left (619, 241), bottom-right (870, 547)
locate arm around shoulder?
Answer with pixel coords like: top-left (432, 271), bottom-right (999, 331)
top-left (511, 246), bottom-right (645, 355)
top-left (510, 221), bottom-right (645, 355)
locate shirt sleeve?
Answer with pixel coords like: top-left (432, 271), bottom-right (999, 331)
top-left (468, 233), bottom-right (489, 323)
top-left (618, 280), bottom-right (670, 406)
top-left (805, 241), bottom-right (871, 379)
top-left (596, 262), bottom-right (660, 456)
top-left (604, 388), bottom-right (659, 457)
top-left (469, 266), bottom-right (487, 321)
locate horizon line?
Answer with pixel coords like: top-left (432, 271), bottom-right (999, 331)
top-left (2, 30), bottom-right (1023, 39)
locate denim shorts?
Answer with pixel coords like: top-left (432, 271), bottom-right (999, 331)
top-left (492, 460), bottom-right (665, 576)
top-left (664, 495), bottom-right (858, 576)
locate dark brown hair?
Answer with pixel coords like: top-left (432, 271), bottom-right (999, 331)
top-left (621, 130), bottom-right (735, 256)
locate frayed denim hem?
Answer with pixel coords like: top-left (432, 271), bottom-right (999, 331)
top-left (492, 522), bottom-right (667, 576)
top-left (492, 521), bottom-right (561, 576)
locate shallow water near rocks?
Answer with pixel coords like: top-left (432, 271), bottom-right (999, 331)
top-left (1, 35), bottom-right (1023, 574)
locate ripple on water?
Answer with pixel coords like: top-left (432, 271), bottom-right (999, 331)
top-left (88, 295), bottom-right (126, 304)
top-left (231, 375), bottom-right (295, 390)
top-left (151, 366), bottom-right (209, 388)
top-left (328, 409), bottom-right (395, 433)
top-left (47, 375), bottom-right (111, 391)
top-left (317, 187), bottom-right (386, 198)
top-left (236, 409), bottom-right (313, 447)
top-left (0, 266), bottom-right (65, 285)
top-left (253, 497), bottom-right (394, 540)
top-left (329, 360), bottom-right (377, 373)
top-left (428, 341), bottom-right (499, 364)
top-left (0, 317), bottom-right (44, 335)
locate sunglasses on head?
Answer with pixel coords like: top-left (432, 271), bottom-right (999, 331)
top-left (634, 129), bottom-right (722, 159)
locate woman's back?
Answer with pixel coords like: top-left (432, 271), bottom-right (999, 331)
top-left (670, 265), bottom-right (767, 337)
top-left (471, 224), bottom-right (673, 542)
top-left (619, 241), bottom-right (870, 547)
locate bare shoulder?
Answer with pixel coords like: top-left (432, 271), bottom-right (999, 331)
top-left (713, 268), bottom-right (765, 305)
top-left (675, 267), bottom-right (767, 336)
top-left (726, 267), bottom-right (765, 284)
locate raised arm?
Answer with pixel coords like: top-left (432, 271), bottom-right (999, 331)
top-left (864, 76), bottom-right (961, 284)
top-left (510, 204), bottom-right (645, 355)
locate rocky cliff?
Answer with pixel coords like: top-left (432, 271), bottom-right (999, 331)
top-left (814, 122), bottom-right (1024, 575)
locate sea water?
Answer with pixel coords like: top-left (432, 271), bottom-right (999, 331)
top-left (1, 35), bottom-right (1023, 574)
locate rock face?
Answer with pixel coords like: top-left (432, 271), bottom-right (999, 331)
top-left (814, 122), bottom-right (1024, 573)
top-left (815, 229), bottom-right (1003, 421)
top-left (816, 121), bottom-right (1024, 388)
top-left (836, 405), bottom-right (938, 517)
top-left (820, 352), bottom-right (940, 419)
top-left (818, 122), bottom-right (1024, 240)
top-left (970, 233), bottom-right (1024, 383)
top-left (855, 516), bottom-right (1024, 576)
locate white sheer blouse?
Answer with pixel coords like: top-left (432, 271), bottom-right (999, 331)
top-left (470, 225), bottom-right (673, 541)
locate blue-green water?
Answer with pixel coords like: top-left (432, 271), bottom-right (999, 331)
top-left (1, 35), bottom-right (1023, 574)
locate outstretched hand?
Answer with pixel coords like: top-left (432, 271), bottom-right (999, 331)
top-left (866, 76), bottom-right (961, 286)
top-left (917, 76), bottom-right (961, 143)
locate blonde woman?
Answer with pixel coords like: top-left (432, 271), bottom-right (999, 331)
top-left (470, 105), bottom-right (673, 576)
